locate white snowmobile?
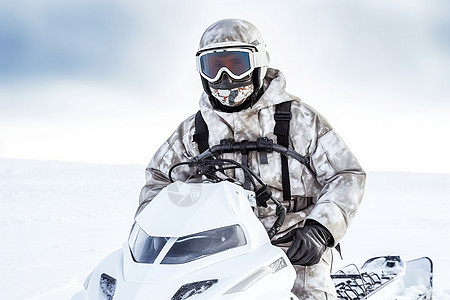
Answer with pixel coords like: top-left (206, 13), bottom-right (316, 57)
top-left (72, 138), bottom-right (433, 300)
top-left (72, 139), bottom-right (301, 300)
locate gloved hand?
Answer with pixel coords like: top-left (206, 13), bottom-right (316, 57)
top-left (272, 220), bottom-right (334, 266)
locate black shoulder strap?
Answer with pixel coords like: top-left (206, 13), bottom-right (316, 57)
top-left (274, 101), bottom-right (292, 200)
top-left (193, 110), bottom-right (209, 153)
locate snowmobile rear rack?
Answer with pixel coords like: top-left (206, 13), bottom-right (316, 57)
top-left (332, 256), bottom-right (433, 299)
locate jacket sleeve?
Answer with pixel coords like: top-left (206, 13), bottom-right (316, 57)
top-left (136, 115), bottom-right (197, 215)
top-left (306, 117), bottom-right (366, 246)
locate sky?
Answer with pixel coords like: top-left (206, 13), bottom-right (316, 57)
top-left (0, 0), bottom-right (449, 173)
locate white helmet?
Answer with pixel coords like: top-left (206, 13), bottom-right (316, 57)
top-left (196, 19), bottom-right (270, 112)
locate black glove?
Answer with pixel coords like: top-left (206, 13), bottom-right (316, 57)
top-left (272, 220), bottom-right (334, 266)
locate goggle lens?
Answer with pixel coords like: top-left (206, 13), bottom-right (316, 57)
top-left (200, 51), bottom-right (251, 80)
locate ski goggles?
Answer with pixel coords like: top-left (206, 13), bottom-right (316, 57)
top-left (196, 48), bottom-right (269, 82)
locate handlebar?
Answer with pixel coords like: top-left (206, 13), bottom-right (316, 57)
top-left (188, 137), bottom-right (312, 240)
top-left (195, 137), bottom-right (311, 168)
top-left (167, 137), bottom-right (312, 239)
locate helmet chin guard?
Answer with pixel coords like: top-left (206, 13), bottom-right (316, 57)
top-left (197, 19), bottom-right (269, 112)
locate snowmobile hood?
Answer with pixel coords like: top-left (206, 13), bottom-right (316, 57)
top-left (135, 181), bottom-right (267, 245)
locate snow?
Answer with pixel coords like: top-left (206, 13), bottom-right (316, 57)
top-left (1, 158), bottom-right (449, 299)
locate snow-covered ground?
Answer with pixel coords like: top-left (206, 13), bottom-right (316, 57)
top-left (1, 158), bottom-right (449, 299)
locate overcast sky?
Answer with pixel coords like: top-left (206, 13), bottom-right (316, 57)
top-left (0, 0), bottom-right (449, 173)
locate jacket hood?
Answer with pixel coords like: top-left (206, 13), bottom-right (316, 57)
top-left (199, 19), bottom-right (266, 51)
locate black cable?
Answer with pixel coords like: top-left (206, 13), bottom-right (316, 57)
top-left (169, 158), bottom-right (262, 190)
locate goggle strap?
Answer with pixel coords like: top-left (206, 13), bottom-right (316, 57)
top-left (252, 51), bottom-right (270, 68)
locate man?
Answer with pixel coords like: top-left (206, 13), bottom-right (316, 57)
top-left (138, 19), bottom-right (366, 299)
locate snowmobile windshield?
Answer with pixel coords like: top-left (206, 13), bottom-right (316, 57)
top-left (161, 224), bottom-right (247, 264)
top-left (128, 223), bottom-right (246, 264)
top-left (128, 223), bottom-right (169, 264)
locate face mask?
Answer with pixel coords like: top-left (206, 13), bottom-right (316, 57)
top-left (210, 83), bottom-right (254, 107)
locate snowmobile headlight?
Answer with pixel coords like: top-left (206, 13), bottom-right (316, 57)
top-left (100, 273), bottom-right (116, 300)
top-left (171, 279), bottom-right (218, 300)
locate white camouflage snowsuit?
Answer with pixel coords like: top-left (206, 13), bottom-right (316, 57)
top-left (138, 68), bottom-right (366, 299)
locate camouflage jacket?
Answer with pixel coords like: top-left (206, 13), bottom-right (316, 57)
top-left (138, 68), bottom-right (366, 245)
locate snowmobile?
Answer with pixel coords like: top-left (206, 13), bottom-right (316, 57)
top-left (72, 138), bottom-right (433, 300)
